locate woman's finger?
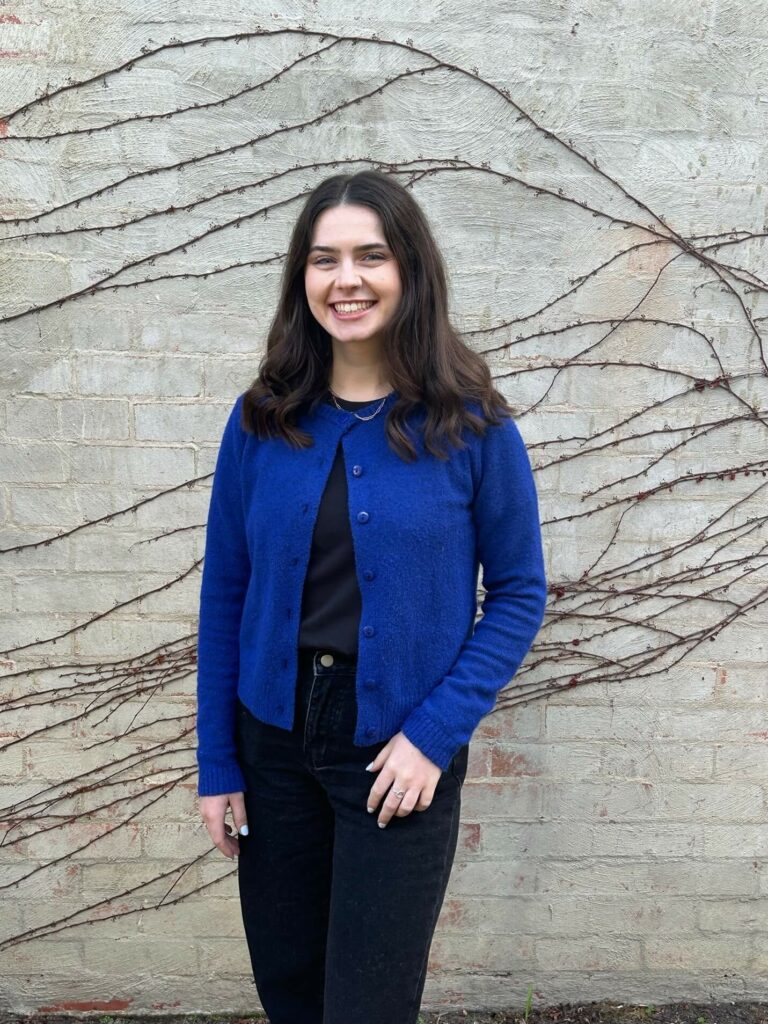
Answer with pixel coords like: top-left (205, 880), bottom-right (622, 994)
top-left (366, 766), bottom-right (394, 814)
top-left (199, 794), bottom-right (244, 858)
top-left (228, 792), bottom-right (249, 835)
top-left (217, 821), bottom-right (239, 859)
top-left (377, 783), bottom-right (417, 828)
top-left (394, 789), bottom-right (420, 817)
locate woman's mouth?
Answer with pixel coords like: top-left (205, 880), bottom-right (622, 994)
top-left (329, 300), bottom-right (378, 321)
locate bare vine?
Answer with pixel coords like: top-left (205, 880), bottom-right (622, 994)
top-left (0, 27), bottom-right (766, 948)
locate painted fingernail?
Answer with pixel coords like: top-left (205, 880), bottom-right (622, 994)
top-left (367, 806), bottom-right (374, 813)
top-left (378, 822), bottom-right (386, 829)
top-left (365, 762), bottom-right (374, 771)
top-left (239, 824), bottom-right (249, 836)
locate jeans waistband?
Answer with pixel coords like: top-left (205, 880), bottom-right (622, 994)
top-left (298, 647), bottom-right (358, 675)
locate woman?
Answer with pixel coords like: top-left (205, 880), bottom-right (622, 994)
top-left (196, 170), bottom-right (547, 1024)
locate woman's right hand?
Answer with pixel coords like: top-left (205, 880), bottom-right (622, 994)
top-left (199, 792), bottom-right (249, 860)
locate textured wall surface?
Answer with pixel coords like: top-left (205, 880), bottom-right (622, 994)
top-left (1, 0), bottom-right (767, 1015)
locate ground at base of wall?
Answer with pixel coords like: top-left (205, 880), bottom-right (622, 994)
top-left (417, 1001), bottom-right (768, 1024)
top-left (1, 1004), bottom-right (767, 1024)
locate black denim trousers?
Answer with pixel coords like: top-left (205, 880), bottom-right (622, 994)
top-left (234, 646), bottom-right (469, 1024)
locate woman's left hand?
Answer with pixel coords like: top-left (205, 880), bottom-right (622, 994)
top-left (365, 731), bottom-right (443, 827)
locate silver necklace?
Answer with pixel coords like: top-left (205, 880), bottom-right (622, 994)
top-left (328, 387), bottom-right (392, 422)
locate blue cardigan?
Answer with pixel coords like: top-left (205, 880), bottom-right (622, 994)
top-left (196, 389), bottom-right (548, 796)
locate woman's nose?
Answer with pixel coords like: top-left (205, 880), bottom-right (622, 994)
top-left (336, 261), bottom-right (362, 286)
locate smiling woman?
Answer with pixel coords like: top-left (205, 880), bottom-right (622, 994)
top-left (195, 169), bottom-right (547, 1024)
top-left (304, 204), bottom-right (403, 383)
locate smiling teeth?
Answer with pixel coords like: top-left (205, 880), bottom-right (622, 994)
top-left (333, 301), bottom-right (375, 312)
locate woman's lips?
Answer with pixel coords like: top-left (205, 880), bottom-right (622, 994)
top-left (329, 301), bottom-right (378, 321)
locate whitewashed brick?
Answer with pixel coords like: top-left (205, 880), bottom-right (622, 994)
top-left (2, 6), bottom-right (767, 1010)
top-left (536, 936), bottom-right (643, 970)
top-left (75, 354), bottom-right (202, 397)
top-left (69, 444), bottom-right (195, 485)
top-left (544, 780), bottom-right (764, 822)
top-left (134, 400), bottom-right (231, 442)
top-left (5, 396), bottom-right (130, 440)
top-left (482, 819), bottom-right (706, 859)
top-left (698, 898), bottom-right (768, 933)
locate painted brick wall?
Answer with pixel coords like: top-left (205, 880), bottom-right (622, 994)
top-left (1, 0), bottom-right (767, 1015)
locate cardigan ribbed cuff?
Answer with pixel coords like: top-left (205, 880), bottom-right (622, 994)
top-left (197, 760), bottom-right (247, 798)
top-left (399, 704), bottom-right (461, 772)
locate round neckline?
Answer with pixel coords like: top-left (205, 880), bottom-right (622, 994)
top-left (326, 389), bottom-right (395, 408)
top-left (316, 389), bottom-right (398, 423)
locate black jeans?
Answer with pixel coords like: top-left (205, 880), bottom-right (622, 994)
top-left (234, 646), bottom-right (469, 1024)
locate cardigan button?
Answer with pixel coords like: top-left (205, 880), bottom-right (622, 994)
top-left (352, 464), bottom-right (363, 476)
top-left (363, 569), bottom-right (375, 581)
top-left (365, 726), bottom-right (376, 738)
top-left (363, 625), bottom-right (375, 637)
top-left (357, 511), bottom-right (369, 523)
top-left (363, 678), bottom-right (377, 690)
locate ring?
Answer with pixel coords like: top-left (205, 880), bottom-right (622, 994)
top-left (392, 788), bottom-right (405, 799)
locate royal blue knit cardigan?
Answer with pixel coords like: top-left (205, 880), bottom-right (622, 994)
top-left (196, 390), bottom-right (547, 796)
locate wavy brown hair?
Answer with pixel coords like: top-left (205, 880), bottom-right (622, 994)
top-left (241, 169), bottom-right (516, 461)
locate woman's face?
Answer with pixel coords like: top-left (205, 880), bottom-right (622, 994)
top-left (304, 203), bottom-right (402, 352)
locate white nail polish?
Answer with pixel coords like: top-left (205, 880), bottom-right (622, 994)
top-left (365, 762), bottom-right (374, 771)
top-left (239, 824), bottom-right (249, 836)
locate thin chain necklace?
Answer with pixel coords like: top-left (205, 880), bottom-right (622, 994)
top-left (328, 386), bottom-right (393, 422)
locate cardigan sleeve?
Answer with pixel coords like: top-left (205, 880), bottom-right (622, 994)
top-left (195, 393), bottom-right (250, 797)
top-left (399, 413), bottom-right (548, 771)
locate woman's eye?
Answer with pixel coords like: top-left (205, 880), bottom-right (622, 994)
top-left (312, 253), bottom-right (384, 265)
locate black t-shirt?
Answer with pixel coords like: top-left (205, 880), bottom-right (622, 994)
top-left (297, 392), bottom-right (388, 658)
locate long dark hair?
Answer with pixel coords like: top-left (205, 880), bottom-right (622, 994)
top-left (241, 169), bottom-right (515, 461)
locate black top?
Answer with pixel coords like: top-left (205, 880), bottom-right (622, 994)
top-left (297, 392), bottom-right (388, 658)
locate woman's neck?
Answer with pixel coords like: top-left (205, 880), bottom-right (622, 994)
top-left (328, 378), bottom-right (393, 402)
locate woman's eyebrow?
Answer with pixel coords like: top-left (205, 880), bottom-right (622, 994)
top-left (308, 242), bottom-right (389, 253)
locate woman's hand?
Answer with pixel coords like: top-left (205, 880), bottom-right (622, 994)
top-left (199, 792), bottom-right (249, 859)
top-left (365, 731), bottom-right (443, 827)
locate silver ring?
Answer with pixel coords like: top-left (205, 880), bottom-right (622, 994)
top-left (392, 788), bottom-right (406, 799)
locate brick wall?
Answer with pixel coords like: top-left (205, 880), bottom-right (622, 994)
top-left (1, 0), bottom-right (767, 1014)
